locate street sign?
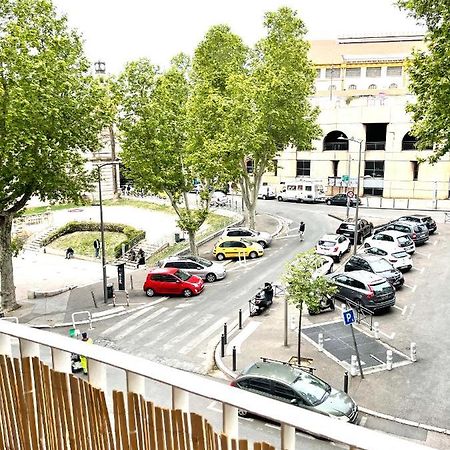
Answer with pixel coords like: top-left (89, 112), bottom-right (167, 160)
top-left (342, 309), bottom-right (355, 326)
top-left (341, 175), bottom-right (349, 182)
top-left (347, 190), bottom-right (355, 198)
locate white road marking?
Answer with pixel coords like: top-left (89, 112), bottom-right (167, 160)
top-left (115, 307), bottom-right (169, 340)
top-left (379, 330), bottom-right (396, 340)
top-left (265, 423), bottom-right (281, 430)
top-left (406, 304), bottom-right (416, 320)
top-left (403, 283), bottom-right (417, 293)
top-left (100, 305), bottom-right (157, 336)
top-left (415, 250), bottom-right (431, 258)
top-left (178, 318), bottom-right (227, 355)
top-left (360, 415), bottom-right (368, 427)
top-left (274, 235), bottom-right (300, 240)
top-left (401, 305), bottom-right (408, 316)
top-left (226, 321), bottom-right (261, 355)
top-left (411, 266), bottom-right (424, 273)
top-left (433, 240), bottom-right (438, 246)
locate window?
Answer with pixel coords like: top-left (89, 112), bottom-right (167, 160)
top-left (366, 67), bottom-right (381, 77)
top-left (316, 68), bottom-right (321, 78)
top-left (348, 84), bottom-right (357, 90)
top-left (325, 67), bottom-right (341, 78)
top-left (345, 68), bottom-right (361, 77)
top-left (412, 161), bottom-right (419, 181)
top-left (246, 160), bottom-right (253, 174)
top-left (363, 187), bottom-right (384, 196)
top-left (296, 160), bottom-right (311, 177)
top-left (328, 85), bottom-right (336, 91)
top-left (368, 84), bottom-right (377, 89)
top-left (387, 66), bottom-right (402, 76)
top-left (389, 83), bottom-right (398, 89)
top-left (364, 161), bottom-right (384, 178)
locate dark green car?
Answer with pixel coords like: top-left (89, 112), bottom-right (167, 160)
top-left (231, 360), bottom-right (359, 424)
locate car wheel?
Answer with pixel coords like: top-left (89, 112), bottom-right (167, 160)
top-left (258, 240), bottom-right (267, 249)
top-left (308, 308), bottom-right (318, 316)
top-left (206, 273), bottom-right (217, 283)
top-left (183, 289), bottom-right (193, 298)
top-left (326, 200), bottom-right (332, 205)
top-left (249, 251), bottom-right (258, 259)
top-left (216, 253), bottom-right (225, 261)
top-left (277, 196), bottom-right (283, 202)
top-left (145, 288), bottom-right (155, 297)
top-left (364, 243), bottom-right (370, 248)
top-left (328, 264), bottom-right (334, 274)
top-left (262, 195), bottom-right (267, 200)
top-left (336, 253), bottom-right (341, 262)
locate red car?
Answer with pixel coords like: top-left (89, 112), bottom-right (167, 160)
top-left (143, 267), bottom-right (204, 298)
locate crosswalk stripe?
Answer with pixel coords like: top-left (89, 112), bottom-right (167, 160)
top-left (115, 307), bottom-right (169, 340)
top-left (100, 306), bottom-right (156, 336)
top-left (178, 317), bottom-right (227, 355)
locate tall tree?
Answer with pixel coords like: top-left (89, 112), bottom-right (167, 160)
top-left (283, 250), bottom-right (337, 362)
top-left (398, 0), bottom-right (450, 163)
top-left (118, 56), bottom-right (212, 255)
top-left (0, 0), bottom-right (108, 310)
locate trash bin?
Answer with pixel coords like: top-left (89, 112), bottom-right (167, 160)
top-left (175, 232), bottom-right (180, 243)
top-left (107, 283), bottom-right (114, 299)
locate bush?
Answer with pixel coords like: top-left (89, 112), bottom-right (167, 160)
top-left (42, 221), bottom-right (145, 258)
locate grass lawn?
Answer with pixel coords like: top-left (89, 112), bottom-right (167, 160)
top-left (48, 231), bottom-right (125, 261)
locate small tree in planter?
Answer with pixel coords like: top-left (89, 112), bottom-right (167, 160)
top-left (283, 250), bottom-right (337, 363)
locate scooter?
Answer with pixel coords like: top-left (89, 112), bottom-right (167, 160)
top-left (308, 295), bottom-right (335, 315)
top-left (249, 283), bottom-right (274, 316)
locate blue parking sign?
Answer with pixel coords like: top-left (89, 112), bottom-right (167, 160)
top-left (342, 309), bottom-right (355, 326)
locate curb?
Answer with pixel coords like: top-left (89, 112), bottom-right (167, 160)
top-left (28, 285), bottom-right (77, 299)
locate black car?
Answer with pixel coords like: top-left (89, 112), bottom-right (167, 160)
top-left (329, 271), bottom-right (396, 312)
top-left (325, 193), bottom-right (361, 206)
top-left (376, 221), bottom-right (429, 245)
top-left (397, 215), bottom-right (437, 234)
top-left (344, 254), bottom-right (404, 289)
top-left (336, 219), bottom-right (373, 244)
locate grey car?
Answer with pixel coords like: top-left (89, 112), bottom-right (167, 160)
top-left (377, 220), bottom-right (429, 245)
top-left (231, 360), bottom-right (359, 423)
top-left (160, 255), bottom-right (226, 282)
top-left (221, 227), bottom-right (272, 248)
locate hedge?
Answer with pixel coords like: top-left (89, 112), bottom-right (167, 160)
top-left (41, 221), bottom-right (146, 258)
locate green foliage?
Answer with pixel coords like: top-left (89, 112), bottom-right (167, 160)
top-left (11, 230), bottom-right (30, 256)
top-left (398, 0), bottom-right (450, 163)
top-left (283, 250), bottom-right (337, 314)
top-left (41, 221), bottom-right (145, 258)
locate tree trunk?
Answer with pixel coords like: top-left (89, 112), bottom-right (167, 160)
top-left (0, 214), bottom-right (18, 311)
top-left (187, 229), bottom-right (198, 256)
top-left (297, 302), bottom-right (303, 363)
top-left (247, 201), bottom-right (256, 229)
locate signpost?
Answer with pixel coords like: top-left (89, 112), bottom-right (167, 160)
top-left (341, 175), bottom-right (349, 183)
top-left (346, 190), bottom-right (355, 198)
top-left (342, 308), bottom-right (364, 378)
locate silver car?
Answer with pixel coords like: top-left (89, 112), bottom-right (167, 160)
top-left (221, 227), bottom-right (272, 248)
top-left (160, 255), bottom-right (226, 283)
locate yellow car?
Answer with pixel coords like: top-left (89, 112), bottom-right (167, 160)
top-left (213, 238), bottom-right (264, 261)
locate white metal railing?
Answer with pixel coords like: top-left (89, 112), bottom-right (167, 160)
top-left (0, 320), bottom-right (432, 450)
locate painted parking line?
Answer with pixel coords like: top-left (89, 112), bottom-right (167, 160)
top-left (433, 240), bottom-right (438, 246)
top-left (403, 283), bottom-right (417, 293)
top-left (410, 266), bottom-right (424, 273)
top-left (379, 330), bottom-right (396, 340)
top-left (274, 234), bottom-right (301, 240)
top-left (393, 304), bottom-right (407, 315)
top-left (414, 250), bottom-right (431, 258)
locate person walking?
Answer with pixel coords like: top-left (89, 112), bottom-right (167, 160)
top-left (65, 247), bottom-right (74, 259)
top-left (80, 332), bottom-right (93, 375)
top-left (137, 248), bottom-right (145, 268)
top-left (93, 238), bottom-right (101, 258)
top-left (299, 221), bottom-right (305, 241)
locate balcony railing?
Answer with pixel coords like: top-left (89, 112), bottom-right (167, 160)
top-left (0, 320), bottom-right (432, 450)
top-left (365, 141), bottom-right (386, 150)
top-left (402, 140), bottom-right (418, 150)
top-left (323, 141), bottom-right (349, 151)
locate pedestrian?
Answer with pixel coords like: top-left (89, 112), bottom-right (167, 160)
top-left (93, 238), bottom-right (100, 258)
top-left (137, 248), bottom-right (145, 268)
top-left (129, 249), bottom-right (136, 262)
top-left (65, 247), bottom-right (74, 259)
top-left (80, 332), bottom-right (93, 375)
top-left (299, 221), bottom-right (305, 241)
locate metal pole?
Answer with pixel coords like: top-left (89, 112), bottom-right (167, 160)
top-left (284, 297), bottom-right (288, 347)
top-left (223, 323), bottom-right (228, 344)
top-left (350, 324), bottom-right (364, 379)
top-left (238, 309), bottom-right (242, 330)
top-left (346, 153), bottom-right (351, 219)
top-left (98, 167), bottom-right (108, 303)
top-left (232, 346), bottom-right (237, 372)
top-left (343, 371), bottom-right (349, 393)
top-left (220, 334), bottom-right (225, 358)
top-left (353, 139), bottom-right (363, 255)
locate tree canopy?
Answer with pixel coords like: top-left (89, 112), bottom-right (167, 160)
top-left (398, 0), bottom-right (450, 163)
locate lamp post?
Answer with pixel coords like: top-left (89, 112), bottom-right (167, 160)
top-left (339, 136), bottom-right (364, 254)
top-left (96, 161), bottom-right (120, 303)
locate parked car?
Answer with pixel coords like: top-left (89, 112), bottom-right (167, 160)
top-left (325, 193), bottom-right (361, 206)
top-left (159, 255), bottom-right (226, 282)
top-left (231, 360), bottom-right (359, 423)
top-left (344, 254), bottom-right (404, 289)
top-left (329, 271), bottom-right (396, 312)
top-left (316, 234), bottom-right (350, 262)
top-left (336, 219), bottom-right (373, 244)
top-left (376, 221), bottom-right (429, 245)
top-left (364, 230), bottom-right (415, 254)
top-left (258, 185), bottom-right (276, 200)
top-left (221, 227), bottom-right (272, 248)
top-left (210, 191), bottom-right (229, 207)
top-left (359, 247), bottom-right (412, 272)
top-left (143, 268), bottom-right (204, 298)
top-left (213, 239), bottom-right (264, 261)
top-left (397, 214), bottom-right (437, 234)
top-left (312, 255), bottom-right (335, 279)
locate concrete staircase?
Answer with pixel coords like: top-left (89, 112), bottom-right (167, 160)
top-left (23, 226), bottom-right (58, 252)
top-left (114, 239), bottom-right (169, 270)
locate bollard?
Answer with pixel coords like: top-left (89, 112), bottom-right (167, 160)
top-left (238, 309), bottom-right (242, 330)
top-left (386, 350), bottom-right (393, 370)
top-left (221, 334), bottom-right (225, 358)
top-left (130, 275), bottom-right (134, 290)
top-left (125, 290), bottom-right (130, 307)
top-left (350, 355), bottom-right (358, 377)
top-left (343, 371), bottom-right (349, 393)
top-left (373, 321), bottom-right (380, 339)
top-left (407, 198), bottom-right (410, 209)
top-left (410, 342), bottom-right (417, 362)
top-left (318, 333), bottom-right (324, 352)
top-left (232, 346), bottom-right (237, 372)
top-left (223, 323), bottom-right (228, 344)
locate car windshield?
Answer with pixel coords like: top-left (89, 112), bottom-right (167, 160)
top-left (318, 240), bottom-right (335, 247)
top-left (392, 251), bottom-right (408, 258)
top-left (174, 270), bottom-right (191, 281)
top-left (187, 256), bottom-right (212, 267)
top-left (371, 281), bottom-right (394, 295)
top-left (292, 371), bottom-right (331, 406)
top-left (371, 259), bottom-right (393, 272)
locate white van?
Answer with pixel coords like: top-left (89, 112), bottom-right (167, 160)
top-left (257, 185), bottom-right (276, 200)
top-left (277, 180), bottom-right (325, 203)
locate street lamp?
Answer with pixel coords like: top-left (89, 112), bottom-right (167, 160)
top-left (96, 160), bottom-right (120, 303)
top-left (338, 136), bottom-right (364, 254)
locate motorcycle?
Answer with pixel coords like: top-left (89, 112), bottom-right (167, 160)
top-left (249, 282), bottom-right (274, 316)
top-left (308, 295), bottom-right (335, 315)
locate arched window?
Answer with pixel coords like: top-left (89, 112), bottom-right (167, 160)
top-left (402, 132), bottom-right (418, 150)
top-left (389, 83), bottom-right (398, 89)
top-left (323, 131), bottom-right (349, 151)
top-left (368, 84), bottom-right (377, 89)
top-left (348, 84), bottom-right (357, 90)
